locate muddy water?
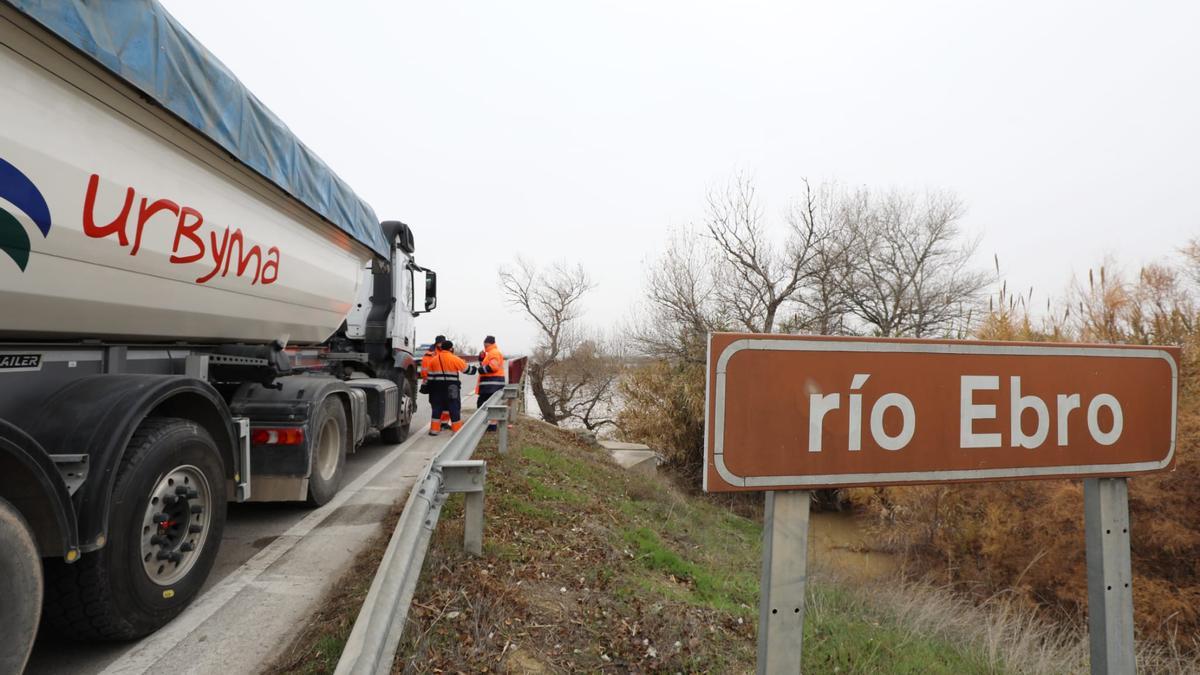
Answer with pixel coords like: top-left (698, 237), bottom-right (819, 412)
top-left (807, 511), bottom-right (900, 582)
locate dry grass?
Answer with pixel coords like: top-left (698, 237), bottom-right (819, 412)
top-left (854, 258), bottom-right (1200, 654)
top-left (831, 574), bottom-right (1200, 674)
top-left (615, 360), bottom-right (707, 482)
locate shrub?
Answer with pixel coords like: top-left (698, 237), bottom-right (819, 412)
top-left (616, 361), bottom-right (707, 481)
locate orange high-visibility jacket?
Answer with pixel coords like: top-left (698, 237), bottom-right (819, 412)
top-left (419, 347), bottom-right (437, 381)
top-left (478, 344), bottom-right (505, 386)
top-left (423, 349), bottom-right (471, 384)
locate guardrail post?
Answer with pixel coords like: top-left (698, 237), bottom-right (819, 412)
top-left (487, 405), bottom-right (509, 454)
top-left (502, 384), bottom-right (520, 423)
top-left (440, 460), bottom-right (486, 557)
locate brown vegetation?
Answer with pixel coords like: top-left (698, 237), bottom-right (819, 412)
top-left (856, 251), bottom-right (1200, 650)
top-left (616, 361), bottom-right (707, 482)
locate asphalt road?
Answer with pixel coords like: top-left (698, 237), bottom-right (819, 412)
top-left (26, 380), bottom-right (482, 675)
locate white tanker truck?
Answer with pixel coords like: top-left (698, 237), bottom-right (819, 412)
top-left (0, 2), bottom-right (437, 669)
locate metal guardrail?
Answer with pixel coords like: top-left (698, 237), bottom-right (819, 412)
top-left (335, 384), bottom-right (520, 675)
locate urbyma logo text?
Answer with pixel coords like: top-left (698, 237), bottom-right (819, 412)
top-left (0, 156), bottom-right (52, 272)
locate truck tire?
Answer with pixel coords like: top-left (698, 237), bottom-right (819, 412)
top-left (42, 417), bottom-right (226, 640)
top-left (0, 497), bottom-right (42, 673)
top-left (379, 377), bottom-right (413, 444)
top-left (306, 397), bottom-right (348, 506)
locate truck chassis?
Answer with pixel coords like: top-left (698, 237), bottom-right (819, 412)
top-left (0, 339), bottom-right (419, 646)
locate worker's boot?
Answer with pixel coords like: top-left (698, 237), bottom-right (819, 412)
top-left (429, 420), bottom-right (441, 436)
top-left (450, 421), bottom-right (464, 433)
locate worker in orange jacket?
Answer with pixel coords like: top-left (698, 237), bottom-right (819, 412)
top-left (420, 335), bottom-right (451, 429)
top-left (476, 335), bottom-right (505, 432)
top-left (422, 340), bottom-right (475, 435)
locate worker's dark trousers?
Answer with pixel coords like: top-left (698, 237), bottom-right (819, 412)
top-left (429, 383), bottom-right (462, 432)
top-left (478, 380), bottom-right (504, 430)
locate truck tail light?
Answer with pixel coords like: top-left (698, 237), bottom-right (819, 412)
top-left (251, 428), bottom-right (305, 445)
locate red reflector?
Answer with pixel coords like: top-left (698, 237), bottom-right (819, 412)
top-left (250, 427), bottom-right (305, 445)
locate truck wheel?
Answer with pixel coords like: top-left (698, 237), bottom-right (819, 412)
top-left (42, 417), bottom-right (226, 640)
top-left (380, 377), bottom-right (414, 444)
top-left (0, 497), bottom-right (42, 673)
top-left (306, 397), bottom-right (348, 506)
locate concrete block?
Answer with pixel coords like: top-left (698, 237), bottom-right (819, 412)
top-left (599, 440), bottom-right (651, 452)
top-left (599, 441), bottom-right (658, 478)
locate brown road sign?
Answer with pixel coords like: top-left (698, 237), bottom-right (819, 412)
top-left (704, 333), bottom-right (1179, 492)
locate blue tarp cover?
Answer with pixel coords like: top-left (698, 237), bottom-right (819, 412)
top-left (9, 0), bottom-right (389, 257)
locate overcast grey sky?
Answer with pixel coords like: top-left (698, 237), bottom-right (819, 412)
top-left (160, 1), bottom-right (1199, 354)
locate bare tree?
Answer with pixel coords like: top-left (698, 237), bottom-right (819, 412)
top-left (500, 259), bottom-right (623, 430)
top-left (540, 336), bottom-right (626, 431)
top-left (1182, 238), bottom-right (1200, 288)
top-left (639, 230), bottom-right (724, 363)
top-left (704, 174), bottom-right (825, 333)
top-left (500, 259), bottom-right (590, 424)
top-left (781, 180), bottom-right (855, 335)
top-left (643, 178), bottom-right (989, 346)
top-left (440, 333), bottom-right (475, 356)
top-left (628, 175), bottom-right (991, 485)
top-left (839, 188), bottom-right (990, 337)
top-left (639, 175), bottom-right (838, 361)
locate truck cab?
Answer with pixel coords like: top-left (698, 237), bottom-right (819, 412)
top-left (344, 220), bottom-right (438, 378)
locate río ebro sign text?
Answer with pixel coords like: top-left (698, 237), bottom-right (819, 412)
top-left (704, 334), bottom-right (1179, 492)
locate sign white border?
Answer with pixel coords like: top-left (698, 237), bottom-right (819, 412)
top-left (707, 338), bottom-right (1178, 490)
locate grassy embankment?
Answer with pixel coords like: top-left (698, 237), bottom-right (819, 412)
top-left (394, 420), bottom-right (1003, 673)
top-left (277, 417), bottom-right (1183, 674)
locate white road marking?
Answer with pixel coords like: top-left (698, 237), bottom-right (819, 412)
top-left (98, 432), bottom-right (430, 675)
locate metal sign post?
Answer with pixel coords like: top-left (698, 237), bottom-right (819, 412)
top-left (1085, 477), bottom-right (1136, 674)
top-left (757, 490), bottom-right (811, 674)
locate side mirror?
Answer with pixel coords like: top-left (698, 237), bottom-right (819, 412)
top-left (424, 270), bottom-right (438, 312)
top-left (409, 264), bottom-right (438, 316)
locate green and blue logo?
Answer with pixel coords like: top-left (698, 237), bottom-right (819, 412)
top-left (0, 156), bottom-right (51, 272)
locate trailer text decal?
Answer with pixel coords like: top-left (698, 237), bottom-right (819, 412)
top-left (0, 156), bottom-right (52, 272)
top-left (0, 353), bottom-right (42, 372)
top-left (82, 174), bottom-right (280, 285)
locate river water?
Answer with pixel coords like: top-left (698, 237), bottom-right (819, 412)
top-left (808, 511), bottom-right (900, 582)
